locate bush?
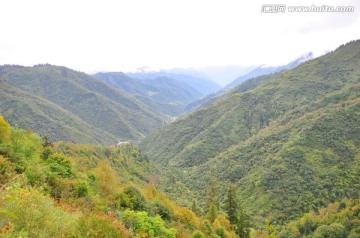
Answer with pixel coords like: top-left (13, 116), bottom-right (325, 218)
top-left (24, 161), bottom-right (48, 187)
top-left (148, 200), bottom-right (173, 221)
top-left (117, 186), bottom-right (147, 211)
top-left (0, 156), bottom-right (15, 184)
top-left (73, 180), bottom-right (90, 197)
top-left (93, 163), bottom-right (119, 196)
top-left (75, 214), bottom-right (129, 238)
top-left (121, 210), bottom-right (176, 238)
top-left (192, 230), bottom-right (205, 238)
top-left (0, 188), bottom-right (77, 237)
top-left (313, 223), bottom-right (347, 238)
top-left (175, 207), bottom-right (200, 229)
top-left (0, 115), bottom-right (11, 144)
top-left (46, 153), bottom-right (74, 178)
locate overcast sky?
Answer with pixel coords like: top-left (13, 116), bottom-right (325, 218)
top-left (0, 0), bottom-right (359, 73)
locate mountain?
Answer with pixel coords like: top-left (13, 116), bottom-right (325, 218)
top-left (184, 89), bottom-right (231, 113)
top-left (186, 54), bottom-right (313, 112)
top-left (226, 52), bottom-right (313, 88)
top-left (0, 82), bottom-right (119, 144)
top-left (140, 40), bottom-right (360, 222)
top-left (94, 72), bottom-right (205, 116)
top-left (127, 71), bottom-right (221, 97)
top-left (0, 65), bottom-right (165, 144)
top-left (0, 115), bottom-right (241, 238)
top-left (163, 65), bottom-right (257, 87)
top-left (275, 198), bottom-right (360, 237)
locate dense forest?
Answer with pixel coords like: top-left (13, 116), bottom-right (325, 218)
top-left (0, 40), bottom-right (359, 237)
top-left (0, 115), bottom-right (247, 237)
top-left (1, 115), bottom-right (359, 237)
top-left (0, 65), bottom-right (166, 144)
top-left (141, 40), bottom-right (360, 225)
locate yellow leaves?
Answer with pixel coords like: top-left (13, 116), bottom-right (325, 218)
top-left (144, 183), bottom-right (157, 200)
top-left (175, 207), bottom-right (200, 229)
top-left (0, 115), bottom-right (11, 144)
top-left (76, 214), bottom-right (129, 238)
top-left (143, 183), bottom-right (177, 214)
top-left (0, 187), bottom-right (77, 237)
top-left (93, 162), bottom-right (119, 196)
top-left (213, 215), bottom-right (233, 232)
top-left (212, 215), bottom-right (237, 238)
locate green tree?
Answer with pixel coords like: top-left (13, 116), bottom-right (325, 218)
top-left (225, 183), bottom-right (238, 225)
top-left (121, 210), bottom-right (176, 238)
top-left (206, 175), bottom-right (219, 209)
top-left (225, 183), bottom-right (250, 238)
top-left (0, 115), bottom-right (11, 144)
top-left (192, 230), bottom-right (205, 238)
top-left (118, 186), bottom-right (147, 211)
top-left (206, 203), bottom-right (218, 223)
top-left (191, 199), bottom-right (203, 216)
top-left (46, 153), bottom-right (74, 178)
top-left (148, 200), bottom-right (173, 221)
top-left (236, 207), bottom-right (251, 238)
top-left (313, 223), bottom-right (347, 238)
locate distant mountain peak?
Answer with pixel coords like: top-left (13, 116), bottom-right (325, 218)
top-left (226, 52), bottom-right (314, 88)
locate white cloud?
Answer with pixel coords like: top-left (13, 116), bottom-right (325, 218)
top-left (0, 0), bottom-right (359, 72)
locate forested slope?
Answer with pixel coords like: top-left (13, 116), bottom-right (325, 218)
top-left (0, 115), bottom-right (243, 237)
top-left (141, 40), bottom-right (360, 222)
top-left (0, 65), bottom-right (165, 144)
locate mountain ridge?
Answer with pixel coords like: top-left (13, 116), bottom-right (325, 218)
top-left (140, 40), bottom-right (360, 221)
top-left (0, 65), bottom-right (166, 144)
top-left (127, 71), bottom-right (221, 96)
top-left (94, 72), bottom-right (206, 116)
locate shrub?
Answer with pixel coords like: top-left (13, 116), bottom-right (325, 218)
top-left (0, 188), bottom-right (77, 237)
top-left (148, 200), bottom-right (173, 221)
top-left (117, 186), bottom-right (147, 211)
top-left (75, 214), bottom-right (129, 238)
top-left (121, 210), bottom-right (176, 238)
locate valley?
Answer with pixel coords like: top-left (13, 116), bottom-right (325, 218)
top-left (0, 40), bottom-right (359, 237)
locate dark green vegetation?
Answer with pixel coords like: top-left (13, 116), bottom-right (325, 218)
top-left (274, 198), bottom-right (360, 237)
top-left (141, 40), bottom-right (360, 224)
top-left (94, 72), bottom-right (211, 117)
top-left (0, 116), bottom-right (359, 238)
top-left (1, 40), bottom-right (360, 237)
top-left (0, 115), bottom-right (244, 237)
top-left (0, 65), bottom-right (165, 144)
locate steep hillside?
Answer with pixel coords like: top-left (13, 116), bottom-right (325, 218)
top-left (141, 40), bottom-right (360, 222)
top-left (0, 115), bottom-right (241, 238)
top-left (94, 72), bottom-right (204, 116)
top-left (0, 82), bottom-right (118, 144)
top-left (186, 54), bottom-right (313, 112)
top-left (275, 198), bottom-right (360, 237)
top-left (0, 65), bottom-right (165, 144)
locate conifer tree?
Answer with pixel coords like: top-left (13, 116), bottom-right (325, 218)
top-left (225, 183), bottom-right (238, 224)
top-left (225, 183), bottom-right (250, 238)
top-left (206, 203), bottom-right (218, 222)
top-left (206, 175), bottom-right (219, 209)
